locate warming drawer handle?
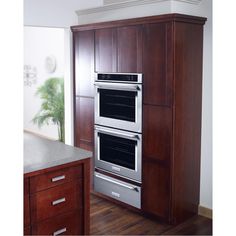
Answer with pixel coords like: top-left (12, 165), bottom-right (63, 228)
top-left (95, 127), bottom-right (140, 141)
top-left (53, 227), bottom-right (67, 236)
top-left (95, 173), bottom-right (139, 192)
top-left (52, 197), bottom-right (66, 206)
top-left (51, 175), bottom-right (65, 182)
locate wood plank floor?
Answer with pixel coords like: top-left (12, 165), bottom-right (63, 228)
top-left (90, 194), bottom-right (212, 235)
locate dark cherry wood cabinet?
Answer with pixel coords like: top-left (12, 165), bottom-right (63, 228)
top-left (24, 178), bottom-right (30, 234)
top-left (95, 28), bottom-right (117, 73)
top-left (142, 161), bottom-right (170, 219)
top-left (143, 22), bottom-right (173, 106)
top-left (74, 97), bottom-right (94, 151)
top-left (143, 105), bottom-right (172, 163)
top-left (95, 25), bottom-right (142, 73)
top-left (74, 30), bottom-right (94, 97)
top-left (117, 25), bottom-right (142, 72)
top-left (24, 160), bottom-right (90, 235)
top-left (71, 13), bottom-right (206, 225)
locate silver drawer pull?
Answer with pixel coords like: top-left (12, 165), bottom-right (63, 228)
top-left (111, 191), bottom-right (120, 198)
top-left (52, 197), bottom-right (66, 206)
top-left (53, 227), bottom-right (67, 236)
top-left (95, 173), bottom-right (139, 192)
top-left (52, 175), bottom-right (65, 182)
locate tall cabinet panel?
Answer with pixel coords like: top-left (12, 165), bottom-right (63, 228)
top-left (117, 26), bottom-right (142, 73)
top-left (73, 30), bottom-right (95, 152)
top-left (143, 105), bottom-right (172, 163)
top-left (71, 14), bottom-right (206, 225)
top-left (95, 28), bottom-right (117, 72)
top-left (74, 97), bottom-right (94, 151)
top-left (143, 23), bottom-right (172, 106)
top-left (74, 30), bottom-right (95, 97)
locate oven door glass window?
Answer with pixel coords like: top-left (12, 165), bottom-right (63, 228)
top-left (99, 133), bottom-right (136, 170)
top-left (99, 89), bottom-right (136, 122)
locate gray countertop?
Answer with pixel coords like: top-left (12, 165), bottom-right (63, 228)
top-left (24, 132), bottom-right (92, 174)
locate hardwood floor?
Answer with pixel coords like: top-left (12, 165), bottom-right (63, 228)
top-left (90, 194), bottom-right (212, 235)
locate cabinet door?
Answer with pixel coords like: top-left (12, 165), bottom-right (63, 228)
top-left (95, 28), bottom-right (117, 72)
top-left (74, 97), bottom-right (94, 151)
top-left (143, 23), bottom-right (172, 106)
top-left (117, 25), bottom-right (142, 73)
top-left (142, 161), bottom-right (170, 220)
top-left (143, 105), bottom-right (172, 163)
top-left (74, 30), bottom-right (94, 97)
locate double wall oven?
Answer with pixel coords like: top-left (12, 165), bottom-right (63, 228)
top-left (94, 73), bottom-right (142, 208)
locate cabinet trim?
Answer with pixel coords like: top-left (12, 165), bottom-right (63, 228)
top-left (71, 14), bottom-right (206, 32)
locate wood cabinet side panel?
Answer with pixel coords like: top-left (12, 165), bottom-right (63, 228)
top-left (171, 22), bottom-right (204, 224)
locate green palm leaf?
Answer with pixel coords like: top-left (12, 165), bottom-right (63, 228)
top-left (32, 78), bottom-right (64, 142)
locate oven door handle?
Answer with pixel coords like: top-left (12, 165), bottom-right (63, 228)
top-left (95, 173), bottom-right (139, 192)
top-left (95, 127), bottom-right (140, 141)
top-left (94, 83), bottom-right (141, 92)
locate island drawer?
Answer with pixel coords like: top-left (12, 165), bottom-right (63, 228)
top-left (31, 210), bottom-right (83, 236)
top-left (30, 180), bottom-right (82, 223)
top-left (30, 165), bottom-right (82, 193)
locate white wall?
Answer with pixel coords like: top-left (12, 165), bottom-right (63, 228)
top-left (24, 27), bottom-right (64, 139)
top-left (24, 0), bottom-right (103, 28)
top-left (24, 0), bottom-right (103, 145)
top-left (23, 0), bottom-right (212, 209)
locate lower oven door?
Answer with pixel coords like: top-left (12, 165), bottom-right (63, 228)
top-left (95, 125), bottom-right (142, 182)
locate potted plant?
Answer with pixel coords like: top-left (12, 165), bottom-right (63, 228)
top-left (32, 77), bottom-right (64, 142)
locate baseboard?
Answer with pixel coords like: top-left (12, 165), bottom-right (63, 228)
top-left (198, 205), bottom-right (212, 219)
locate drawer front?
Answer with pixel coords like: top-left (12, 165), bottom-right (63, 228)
top-left (30, 165), bottom-right (82, 193)
top-left (32, 211), bottom-right (82, 236)
top-left (24, 195), bottom-right (30, 227)
top-left (94, 172), bottom-right (141, 209)
top-left (31, 181), bottom-right (82, 223)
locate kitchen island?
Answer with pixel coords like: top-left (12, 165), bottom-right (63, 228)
top-left (24, 132), bottom-right (92, 235)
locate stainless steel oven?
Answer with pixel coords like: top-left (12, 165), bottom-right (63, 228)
top-left (94, 73), bottom-right (142, 133)
top-left (95, 125), bottom-right (142, 182)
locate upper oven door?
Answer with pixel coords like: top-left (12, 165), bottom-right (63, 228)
top-left (94, 82), bottom-right (142, 133)
top-left (95, 125), bottom-right (142, 182)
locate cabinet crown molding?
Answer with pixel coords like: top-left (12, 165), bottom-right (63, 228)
top-left (76, 0), bottom-right (202, 16)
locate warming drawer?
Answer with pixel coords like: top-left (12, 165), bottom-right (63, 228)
top-left (94, 172), bottom-right (141, 209)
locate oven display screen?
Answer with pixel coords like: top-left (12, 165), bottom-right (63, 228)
top-left (99, 89), bottom-right (136, 122)
top-left (99, 133), bottom-right (136, 170)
